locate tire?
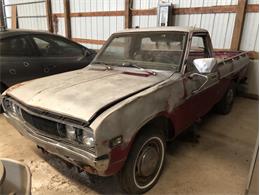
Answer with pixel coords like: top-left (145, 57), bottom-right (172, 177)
top-left (117, 127), bottom-right (166, 194)
top-left (215, 83), bottom-right (236, 115)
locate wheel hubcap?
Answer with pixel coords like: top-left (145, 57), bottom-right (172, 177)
top-left (133, 137), bottom-right (164, 189)
top-left (137, 146), bottom-right (159, 177)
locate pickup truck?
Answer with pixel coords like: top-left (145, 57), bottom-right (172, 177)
top-left (2, 27), bottom-right (249, 194)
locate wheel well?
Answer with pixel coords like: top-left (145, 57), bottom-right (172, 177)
top-left (136, 116), bottom-right (175, 141)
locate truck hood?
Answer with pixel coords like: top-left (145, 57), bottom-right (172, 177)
top-left (6, 66), bottom-right (171, 122)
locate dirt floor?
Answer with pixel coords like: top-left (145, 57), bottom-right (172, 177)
top-left (0, 97), bottom-right (258, 194)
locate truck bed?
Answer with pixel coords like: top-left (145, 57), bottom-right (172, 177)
top-left (214, 50), bottom-right (249, 79)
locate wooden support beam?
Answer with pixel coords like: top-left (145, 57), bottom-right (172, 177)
top-left (125, 0), bottom-right (132, 28)
top-left (52, 4), bottom-right (258, 18)
top-left (174, 5), bottom-right (237, 14)
top-left (132, 8), bottom-right (157, 16)
top-left (246, 4), bottom-right (259, 12)
top-left (72, 38), bottom-right (105, 45)
top-left (0, 0), bottom-right (5, 27)
top-left (231, 0), bottom-right (248, 50)
top-left (45, 0), bottom-right (53, 33)
top-left (63, 0), bottom-right (71, 39)
top-left (11, 5), bottom-right (17, 29)
top-left (70, 10), bottom-right (125, 17)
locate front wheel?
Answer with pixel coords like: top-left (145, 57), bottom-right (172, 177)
top-left (117, 128), bottom-right (165, 194)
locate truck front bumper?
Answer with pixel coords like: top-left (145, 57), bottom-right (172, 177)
top-left (4, 113), bottom-right (110, 176)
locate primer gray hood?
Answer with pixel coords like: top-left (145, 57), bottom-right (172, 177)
top-left (6, 66), bottom-right (171, 121)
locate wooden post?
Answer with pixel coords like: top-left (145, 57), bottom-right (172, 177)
top-left (0, 0), bottom-right (5, 28)
top-left (125, 0), bottom-right (132, 28)
top-left (46, 0), bottom-right (53, 33)
top-left (231, 0), bottom-right (248, 50)
top-left (63, 0), bottom-right (71, 38)
top-left (11, 5), bottom-right (17, 29)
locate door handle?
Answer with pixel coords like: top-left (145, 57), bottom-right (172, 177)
top-left (23, 61), bottom-right (30, 67)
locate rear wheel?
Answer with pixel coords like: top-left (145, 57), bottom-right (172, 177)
top-left (118, 127), bottom-right (166, 194)
top-left (215, 84), bottom-right (236, 114)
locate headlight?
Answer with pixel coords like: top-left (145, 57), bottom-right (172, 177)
top-left (2, 98), bottom-right (19, 116)
top-left (64, 125), bottom-right (95, 148)
top-left (82, 137), bottom-right (95, 148)
top-left (82, 129), bottom-right (95, 148)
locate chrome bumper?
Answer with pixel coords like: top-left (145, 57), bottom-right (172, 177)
top-left (4, 113), bottom-right (109, 176)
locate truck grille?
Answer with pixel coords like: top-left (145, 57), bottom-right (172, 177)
top-left (21, 109), bottom-right (62, 137)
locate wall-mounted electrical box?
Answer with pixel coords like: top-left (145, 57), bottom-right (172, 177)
top-left (157, 2), bottom-right (173, 27)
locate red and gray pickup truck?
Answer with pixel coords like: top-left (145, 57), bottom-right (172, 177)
top-left (2, 27), bottom-right (249, 193)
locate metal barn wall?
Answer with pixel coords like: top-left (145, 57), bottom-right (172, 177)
top-left (3, 0), bottom-right (258, 52)
top-left (133, 0), bottom-right (238, 49)
top-left (240, 0), bottom-right (259, 96)
top-left (69, 0), bottom-right (124, 50)
top-left (4, 0), bottom-right (48, 31)
top-left (51, 0), bottom-right (65, 36)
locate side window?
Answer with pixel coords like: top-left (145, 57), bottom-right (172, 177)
top-left (186, 35), bottom-right (209, 72)
top-left (0, 36), bottom-right (32, 57)
top-left (190, 36), bottom-right (205, 52)
top-left (32, 35), bottom-right (84, 57)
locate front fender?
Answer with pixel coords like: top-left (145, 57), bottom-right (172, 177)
top-left (90, 74), bottom-right (184, 158)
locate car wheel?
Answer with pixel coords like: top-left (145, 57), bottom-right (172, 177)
top-left (216, 84), bottom-right (236, 115)
top-left (118, 127), bottom-right (166, 194)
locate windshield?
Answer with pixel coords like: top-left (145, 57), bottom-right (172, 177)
top-left (93, 31), bottom-right (188, 71)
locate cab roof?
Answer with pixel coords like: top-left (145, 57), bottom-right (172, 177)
top-left (117, 26), bottom-right (208, 34)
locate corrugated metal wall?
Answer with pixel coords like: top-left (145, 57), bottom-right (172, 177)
top-left (3, 0), bottom-right (258, 52)
top-left (51, 0), bottom-right (65, 36)
top-left (240, 0), bottom-right (259, 96)
top-left (133, 0), bottom-right (238, 49)
top-left (50, 0), bottom-right (125, 49)
top-left (4, 0), bottom-right (47, 31)
top-left (69, 0), bottom-right (124, 50)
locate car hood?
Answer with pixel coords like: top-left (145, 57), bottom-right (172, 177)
top-left (6, 66), bottom-right (172, 122)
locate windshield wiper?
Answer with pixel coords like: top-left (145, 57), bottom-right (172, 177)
top-left (91, 61), bottom-right (114, 70)
top-left (92, 61), bottom-right (112, 66)
top-left (121, 62), bottom-right (157, 76)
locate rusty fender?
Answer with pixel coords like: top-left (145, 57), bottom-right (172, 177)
top-left (90, 73), bottom-right (185, 157)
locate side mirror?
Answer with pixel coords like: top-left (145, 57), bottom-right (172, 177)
top-left (189, 73), bottom-right (209, 94)
top-left (193, 58), bottom-right (217, 74)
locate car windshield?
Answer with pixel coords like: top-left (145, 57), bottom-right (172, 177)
top-left (93, 31), bottom-right (187, 71)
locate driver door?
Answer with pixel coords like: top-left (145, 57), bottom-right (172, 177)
top-left (183, 33), bottom-right (219, 123)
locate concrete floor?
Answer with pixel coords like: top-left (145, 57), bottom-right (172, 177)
top-left (0, 97), bottom-right (258, 194)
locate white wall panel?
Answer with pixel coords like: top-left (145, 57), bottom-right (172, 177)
top-left (246, 60), bottom-right (259, 95)
top-left (248, 0), bottom-right (259, 4)
top-left (4, 0), bottom-right (48, 31)
top-left (240, 13), bottom-right (259, 52)
top-left (70, 0), bottom-right (125, 49)
top-left (57, 17), bottom-right (65, 36)
top-left (132, 0), bottom-right (239, 8)
top-left (51, 0), bottom-right (64, 13)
